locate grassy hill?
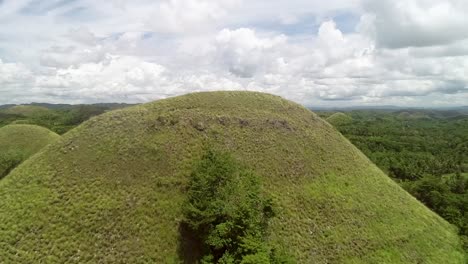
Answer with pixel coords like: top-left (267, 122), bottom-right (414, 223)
top-left (0, 92), bottom-right (464, 263)
top-left (0, 124), bottom-right (60, 178)
top-left (326, 112), bottom-right (353, 126)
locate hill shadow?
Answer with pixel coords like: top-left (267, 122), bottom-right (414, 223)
top-left (177, 222), bottom-right (203, 264)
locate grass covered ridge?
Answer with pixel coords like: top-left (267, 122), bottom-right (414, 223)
top-left (0, 91), bottom-right (464, 263)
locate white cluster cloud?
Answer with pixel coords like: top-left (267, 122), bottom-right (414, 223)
top-left (39, 45), bottom-right (107, 68)
top-left (35, 56), bottom-right (168, 101)
top-left (0, 0), bottom-right (467, 106)
top-left (148, 0), bottom-right (241, 34)
top-left (363, 0), bottom-right (468, 48)
top-left (214, 28), bottom-right (288, 77)
top-left (0, 59), bottom-right (33, 85)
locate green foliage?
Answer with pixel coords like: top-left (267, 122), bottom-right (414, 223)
top-left (0, 112), bottom-right (22, 127)
top-left (183, 150), bottom-right (292, 264)
top-left (329, 110), bottom-right (468, 180)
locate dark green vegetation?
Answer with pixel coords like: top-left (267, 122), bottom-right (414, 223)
top-left (0, 92), bottom-right (465, 263)
top-left (0, 103), bottom-right (132, 134)
top-left (183, 150), bottom-right (292, 263)
top-left (319, 109), bottom-right (468, 251)
top-left (0, 124), bottom-right (60, 179)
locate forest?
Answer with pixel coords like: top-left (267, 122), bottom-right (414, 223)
top-left (319, 109), bottom-right (468, 250)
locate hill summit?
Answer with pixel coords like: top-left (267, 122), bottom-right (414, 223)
top-left (0, 92), bottom-right (464, 263)
top-left (326, 112), bottom-right (353, 126)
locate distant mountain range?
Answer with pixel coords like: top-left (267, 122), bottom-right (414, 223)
top-left (0, 104), bottom-right (15, 110)
top-left (311, 106), bottom-right (468, 119)
top-left (309, 105), bottom-right (468, 111)
top-left (0, 102), bottom-right (136, 110)
top-left (2, 102), bottom-right (467, 114)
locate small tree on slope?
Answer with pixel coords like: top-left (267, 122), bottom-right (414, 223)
top-left (183, 150), bottom-right (293, 264)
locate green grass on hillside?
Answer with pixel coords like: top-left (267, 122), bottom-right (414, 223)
top-left (0, 92), bottom-right (464, 263)
top-left (326, 112), bottom-right (353, 126)
top-left (0, 124), bottom-right (60, 178)
top-left (323, 109), bottom-right (468, 250)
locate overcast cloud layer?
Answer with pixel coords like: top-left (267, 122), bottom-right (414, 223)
top-left (0, 0), bottom-right (467, 107)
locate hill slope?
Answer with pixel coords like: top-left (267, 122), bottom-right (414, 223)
top-left (0, 124), bottom-right (60, 178)
top-left (0, 92), bottom-right (464, 263)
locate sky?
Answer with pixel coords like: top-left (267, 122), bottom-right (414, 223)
top-left (0, 0), bottom-right (467, 107)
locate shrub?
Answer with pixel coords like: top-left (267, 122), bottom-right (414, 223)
top-left (182, 150), bottom-right (293, 264)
